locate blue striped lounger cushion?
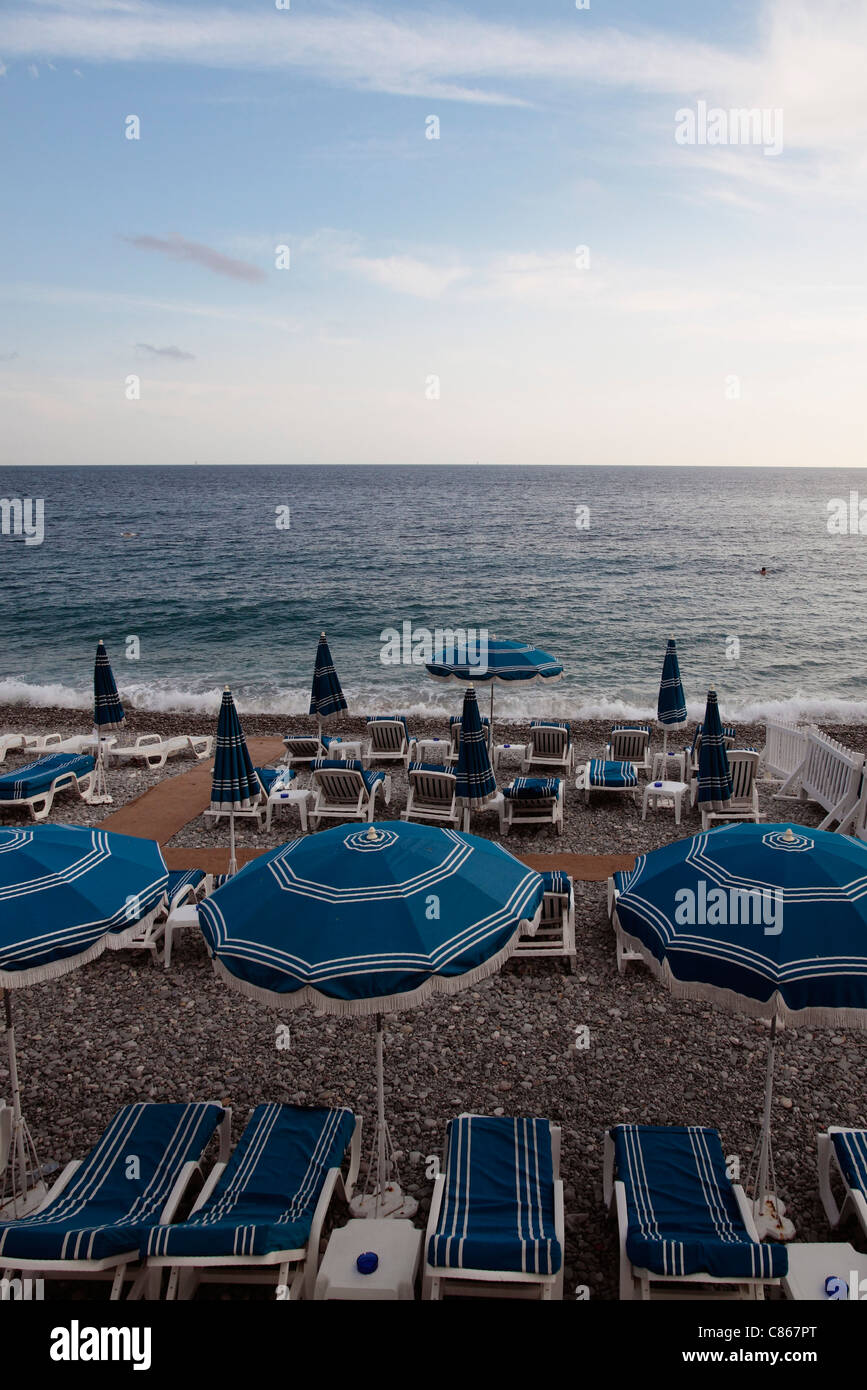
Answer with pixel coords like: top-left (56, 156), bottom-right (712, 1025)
top-left (530, 720), bottom-right (571, 737)
top-left (503, 777), bottom-right (562, 800)
top-left (540, 870), bottom-right (571, 896)
top-left (256, 767), bottom-right (296, 795)
top-left (611, 723), bottom-right (651, 735)
top-left (428, 1115), bottom-right (561, 1276)
top-left (146, 1104), bottom-right (355, 1259)
top-left (831, 1130), bottom-right (867, 1196)
top-left (0, 753), bottom-right (95, 800)
top-left (311, 758), bottom-right (385, 794)
top-left (167, 869), bottom-right (206, 901)
top-left (612, 1125), bottom-right (787, 1280)
top-left (366, 715), bottom-right (411, 737)
top-left (408, 762), bottom-right (456, 776)
top-left (588, 759), bottom-right (637, 788)
top-left (0, 1102), bottom-right (225, 1263)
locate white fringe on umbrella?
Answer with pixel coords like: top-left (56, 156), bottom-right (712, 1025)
top-left (0, 907), bottom-right (165, 988)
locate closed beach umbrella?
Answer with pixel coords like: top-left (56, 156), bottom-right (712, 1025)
top-left (0, 824), bottom-right (168, 1213)
top-left (92, 640), bottom-right (125, 803)
top-left (612, 821), bottom-right (867, 1237)
top-left (309, 631), bottom-right (348, 742)
top-left (426, 635), bottom-right (563, 743)
top-left (657, 637), bottom-right (687, 755)
top-left (211, 687), bottom-right (258, 877)
top-left (453, 685), bottom-right (496, 810)
top-left (696, 687), bottom-right (732, 812)
top-left (200, 820), bottom-right (544, 1216)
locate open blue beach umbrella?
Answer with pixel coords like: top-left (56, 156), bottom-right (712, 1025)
top-left (612, 821), bottom-right (867, 1236)
top-left (696, 687), bottom-right (732, 810)
top-left (453, 686), bottom-right (496, 809)
top-left (200, 820), bottom-right (544, 1215)
top-left (0, 824), bottom-right (168, 1212)
top-left (657, 638), bottom-right (687, 754)
top-left (211, 687), bottom-right (259, 876)
top-left (309, 631), bottom-right (347, 741)
top-left (426, 635), bottom-right (563, 743)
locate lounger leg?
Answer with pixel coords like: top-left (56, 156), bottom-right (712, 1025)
top-left (817, 1134), bottom-right (842, 1227)
top-left (163, 924), bottom-right (173, 970)
top-left (109, 1263), bottom-right (128, 1300)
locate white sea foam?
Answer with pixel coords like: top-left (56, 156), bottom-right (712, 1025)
top-left (1, 677), bottom-right (866, 726)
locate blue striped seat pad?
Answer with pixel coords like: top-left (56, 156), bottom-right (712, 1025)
top-left (0, 1103), bottom-right (224, 1263)
top-left (540, 870), bottom-right (571, 896)
top-left (612, 1125), bottom-right (787, 1280)
top-left (409, 763), bottom-right (456, 777)
top-left (167, 869), bottom-right (206, 902)
top-left (283, 734), bottom-right (339, 750)
top-left (611, 724), bottom-right (651, 735)
top-left (256, 767), bottom-right (297, 795)
top-left (366, 715), bottom-right (411, 736)
top-left (588, 760), bottom-right (637, 788)
top-left (503, 778), bottom-right (562, 800)
top-left (428, 1115), bottom-right (561, 1275)
top-left (0, 754), bottom-right (95, 800)
top-left (311, 759), bottom-right (385, 793)
top-left (146, 1105), bottom-right (355, 1259)
top-left (530, 720), bottom-right (570, 736)
top-left (831, 1130), bottom-right (867, 1196)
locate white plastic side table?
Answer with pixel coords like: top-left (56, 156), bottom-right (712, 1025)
top-left (641, 779), bottom-right (688, 826)
top-left (782, 1243), bottom-right (867, 1300)
top-left (651, 751), bottom-right (687, 783)
top-left (163, 903), bottom-right (199, 970)
top-left (414, 738), bottom-right (451, 765)
top-left (492, 742), bottom-right (527, 773)
top-left (314, 1219), bottom-right (422, 1300)
top-left (265, 787), bottom-right (312, 833)
top-left (331, 740), bottom-right (363, 763)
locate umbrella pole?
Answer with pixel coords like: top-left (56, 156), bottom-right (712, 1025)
top-left (756, 1015), bottom-right (776, 1210)
top-left (489, 685), bottom-right (495, 750)
top-left (228, 813), bottom-right (237, 877)
top-left (375, 1012), bottom-right (387, 1219)
top-left (662, 728), bottom-right (668, 757)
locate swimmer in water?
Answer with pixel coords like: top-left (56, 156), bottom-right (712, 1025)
top-left (759, 567), bottom-right (767, 576)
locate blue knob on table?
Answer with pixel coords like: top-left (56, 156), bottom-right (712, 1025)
top-left (357, 1251), bottom-right (378, 1275)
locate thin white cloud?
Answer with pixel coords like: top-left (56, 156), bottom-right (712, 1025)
top-left (122, 233), bottom-right (266, 283)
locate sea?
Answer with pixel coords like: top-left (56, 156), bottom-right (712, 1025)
top-left (0, 465), bottom-right (865, 725)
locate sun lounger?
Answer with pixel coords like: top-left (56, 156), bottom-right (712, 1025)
top-left (24, 734), bottom-right (117, 758)
top-left (401, 763), bottom-right (462, 829)
top-left (604, 1123), bottom-right (787, 1299)
top-left (684, 723), bottom-right (737, 776)
top-left (362, 716), bottom-right (416, 769)
top-left (309, 759), bottom-right (390, 827)
top-left (422, 1114), bottom-right (564, 1300)
top-left (521, 721), bottom-right (573, 774)
top-left (514, 870), bottom-right (576, 971)
top-left (110, 734), bottom-right (212, 770)
top-left (501, 777), bottom-right (564, 835)
top-left (817, 1127), bottom-right (867, 1240)
top-left (576, 759), bottom-right (639, 805)
top-left (140, 1103), bottom-right (361, 1300)
top-left (114, 869), bottom-right (208, 964)
top-left (0, 734), bottom-right (25, 763)
top-left (281, 733), bottom-right (342, 768)
top-left (698, 749), bottom-right (762, 829)
top-left (0, 753), bottom-right (95, 821)
top-left (204, 766), bottom-right (283, 832)
top-left (0, 1102), bottom-right (229, 1299)
top-left (445, 715), bottom-right (491, 765)
top-left (607, 864), bottom-right (646, 972)
top-left (604, 725), bottom-right (651, 775)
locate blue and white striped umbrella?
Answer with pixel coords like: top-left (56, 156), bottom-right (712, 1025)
top-left (201, 820), bottom-right (544, 1216)
top-left (211, 688), bottom-right (258, 813)
top-left (93, 640), bottom-right (124, 732)
top-left (453, 687), bottom-right (496, 809)
top-left (0, 823), bottom-right (168, 1210)
top-left (696, 687), bottom-right (732, 810)
top-left (426, 636), bottom-right (563, 743)
top-left (657, 638), bottom-right (686, 752)
top-left (200, 821), bottom-right (544, 1012)
top-left (309, 631), bottom-right (347, 738)
top-left (612, 821), bottom-right (867, 1232)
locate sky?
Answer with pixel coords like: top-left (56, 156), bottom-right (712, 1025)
top-left (0, 0), bottom-right (865, 467)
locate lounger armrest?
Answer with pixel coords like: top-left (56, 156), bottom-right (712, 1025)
top-left (602, 1131), bottom-right (616, 1208)
top-left (186, 1161), bottom-right (227, 1216)
top-left (344, 1115), bottom-right (363, 1200)
top-left (423, 1173), bottom-right (447, 1254)
top-left (303, 1166), bottom-right (343, 1299)
top-left (550, 1124), bottom-right (562, 1180)
top-left (31, 1158), bottom-right (82, 1212)
top-left (732, 1183), bottom-right (762, 1243)
top-left (216, 1106), bottom-right (233, 1163)
top-left (135, 734), bottom-right (164, 748)
top-left (158, 1160), bottom-right (205, 1226)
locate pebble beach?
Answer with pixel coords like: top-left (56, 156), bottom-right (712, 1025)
top-left (2, 702), bottom-right (866, 1299)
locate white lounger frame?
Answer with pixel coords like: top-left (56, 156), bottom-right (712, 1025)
top-left (204, 769), bottom-right (275, 832)
top-left (774, 728), bottom-right (865, 832)
top-left (282, 736), bottom-right (330, 769)
top-left (362, 720), bottom-right (415, 770)
top-left (502, 782), bottom-right (564, 835)
top-left (446, 721), bottom-right (491, 766)
top-left (604, 728), bottom-right (651, 775)
top-left (699, 749), bottom-right (763, 830)
top-left (119, 874), bottom-right (208, 965)
top-left (422, 1123), bottom-right (564, 1301)
top-left (514, 884), bottom-right (576, 972)
top-left (603, 1131), bottom-right (780, 1301)
top-left (575, 762), bottom-right (639, 806)
top-left (139, 1116), bottom-right (362, 1301)
top-left (309, 767), bottom-right (390, 827)
top-left (0, 765), bottom-right (95, 822)
top-left (0, 734), bottom-right (25, 763)
top-left (817, 1128), bottom-right (867, 1240)
top-left (1, 1105), bottom-right (232, 1301)
top-left (401, 768), bottom-right (462, 829)
top-left (111, 734), bottom-right (213, 770)
top-left (521, 726), bottom-right (573, 775)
